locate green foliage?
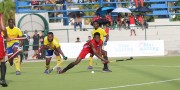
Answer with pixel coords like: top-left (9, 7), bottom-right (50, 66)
top-left (79, 4), bottom-right (100, 24)
top-left (0, 0), bottom-right (15, 25)
top-left (173, 2), bottom-right (180, 21)
top-left (173, 15), bottom-right (180, 21)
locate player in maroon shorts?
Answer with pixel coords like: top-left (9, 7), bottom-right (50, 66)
top-left (59, 32), bottom-right (112, 74)
top-left (0, 13), bottom-right (8, 87)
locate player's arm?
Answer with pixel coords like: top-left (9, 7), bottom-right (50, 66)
top-left (55, 46), bottom-right (67, 60)
top-left (99, 44), bottom-right (103, 56)
top-left (104, 34), bottom-right (109, 42)
top-left (54, 39), bottom-right (67, 60)
top-left (18, 29), bottom-right (23, 47)
top-left (56, 46), bottom-right (66, 57)
top-left (43, 37), bottom-right (50, 49)
top-left (103, 30), bottom-right (109, 42)
top-left (90, 42), bottom-right (106, 62)
top-left (0, 15), bottom-right (8, 39)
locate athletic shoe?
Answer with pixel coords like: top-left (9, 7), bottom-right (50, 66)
top-left (16, 71), bottom-right (21, 75)
top-left (56, 67), bottom-right (62, 73)
top-left (87, 66), bottom-right (93, 70)
top-left (58, 70), bottom-right (64, 74)
top-left (102, 68), bottom-right (112, 72)
top-left (0, 80), bottom-right (8, 87)
top-left (44, 69), bottom-right (50, 74)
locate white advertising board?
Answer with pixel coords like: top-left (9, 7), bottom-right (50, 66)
top-left (60, 40), bottom-right (164, 58)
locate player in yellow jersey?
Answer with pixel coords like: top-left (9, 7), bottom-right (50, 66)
top-left (44, 32), bottom-right (67, 74)
top-left (88, 21), bottom-right (109, 69)
top-left (5, 19), bottom-right (23, 75)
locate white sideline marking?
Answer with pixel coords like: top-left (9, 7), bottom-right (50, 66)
top-left (89, 78), bottom-right (180, 90)
top-left (122, 65), bottom-right (180, 68)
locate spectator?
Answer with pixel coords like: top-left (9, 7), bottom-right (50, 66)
top-left (105, 13), bottom-right (113, 29)
top-left (116, 14), bottom-right (123, 30)
top-left (93, 14), bottom-right (101, 21)
top-left (137, 14), bottom-right (144, 30)
top-left (87, 36), bottom-right (91, 42)
top-left (103, 24), bottom-right (109, 35)
top-left (92, 14), bottom-right (101, 25)
top-left (124, 13), bottom-right (130, 29)
top-left (75, 37), bottom-right (81, 43)
top-left (88, 0), bottom-right (97, 3)
top-left (74, 14), bottom-right (82, 31)
top-left (32, 30), bottom-right (40, 59)
top-left (23, 30), bottom-right (30, 60)
top-left (129, 14), bottom-right (136, 36)
top-left (40, 31), bottom-right (45, 59)
top-left (31, 0), bottom-right (41, 10)
top-left (78, 0), bottom-right (84, 3)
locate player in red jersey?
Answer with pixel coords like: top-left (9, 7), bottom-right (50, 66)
top-left (59, 32), bottom-right (112, 74)
top-left (134, 0), bottom-right (144, 8)
top-left (0, 13), bottom-right (8, 87)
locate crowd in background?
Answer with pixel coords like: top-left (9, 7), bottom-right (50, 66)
top-left (92, 13), bottom-right (148, 30)
top-left (22, 30), bottom-right (45, 60)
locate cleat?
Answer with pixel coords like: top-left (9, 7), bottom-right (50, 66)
top-left (102, 68), bottom-right (112, 72)
top-left (56, 67), bottom-right (62, 73)
top-left (16, 71), bottom-right (21, 75)
top-left (58, 70), bottom-right (65, 74)
top-left (0, 80), bottom-right (8, 87)
top-left (87, 66), bottom-right (93, 70)
top-left (44, 69), bottom-right (50, 74)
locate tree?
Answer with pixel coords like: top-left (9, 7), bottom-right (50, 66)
top-left (173, 1), bottom-right (180, 21)
top-left (0, 0), bottom-right (15, 25)
top-left (79, 4), bottom-right (100, 25)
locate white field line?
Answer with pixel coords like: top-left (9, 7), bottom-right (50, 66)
top-left (89, 78), bottom-right (180, 90)
top-left (122, 65), bottom-right (180, 68)
top-left (21, 65), bottom-right (180, 69)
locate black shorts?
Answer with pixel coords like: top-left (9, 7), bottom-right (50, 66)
top-left (33, 46), bottom-right (39, 50)
top-left (23, 46), bottom-right (29, 51)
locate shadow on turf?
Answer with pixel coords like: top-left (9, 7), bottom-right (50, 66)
top-left (64, 67), bottom-right (104, 74)
top-left (8, 71), bottom-right (27, 75)
top-left (114, 64), bottom-right (180, 87)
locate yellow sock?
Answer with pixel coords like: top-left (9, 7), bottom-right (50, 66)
top-left (56, 56), bottom-right (63, 67)
top-left (89, 57), bottom-right (93, 66)
top-left (13, 57), bottom-right (21, 71)
top-left (46, 64), bottom-right (50, 70)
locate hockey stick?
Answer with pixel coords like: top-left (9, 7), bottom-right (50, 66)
top-left (49, 63), bottom-right (60, 73)
top-left (110, 57), bottom-right (134, 63)
top-left (5, 49), bottom-right (21, 63)
top-left (13, 37), bottom-right (27, 40)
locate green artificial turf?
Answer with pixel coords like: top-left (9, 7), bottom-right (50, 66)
top-left (1, 56), bottom-right (180, 90)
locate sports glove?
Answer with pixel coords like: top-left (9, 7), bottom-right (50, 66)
top-left (104, 41), bottom-right (107, 46)
top-left (63, 56), bottom-right (68, 60)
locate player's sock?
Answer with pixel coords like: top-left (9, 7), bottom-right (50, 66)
top-left (46, 64), bottom-right (50, 70)
top-left (20, 53), bottom-right (23, 63)
top-left (62, 63), bottom-right (75, 73)
top-left (103, 56), bottom-right (109, 69)
top-left (14, 57), bottom-right (21, 71)
top-left (88, 57), bottom-right (93, 66)
top-left (56, 56), bottom-right (63, 67)
top-left (1, 62), bottom-right (6, 80)
top-left (104, 63), bottom-right (108, 69)
top-left (25, 53), bottom-right (28, 60)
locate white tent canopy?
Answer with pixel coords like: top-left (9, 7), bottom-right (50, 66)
top-left (112, 8), bottom-right (132, 13)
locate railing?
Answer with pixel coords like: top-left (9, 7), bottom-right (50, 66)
top-left (16, 0), bottom-right (180, 24)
